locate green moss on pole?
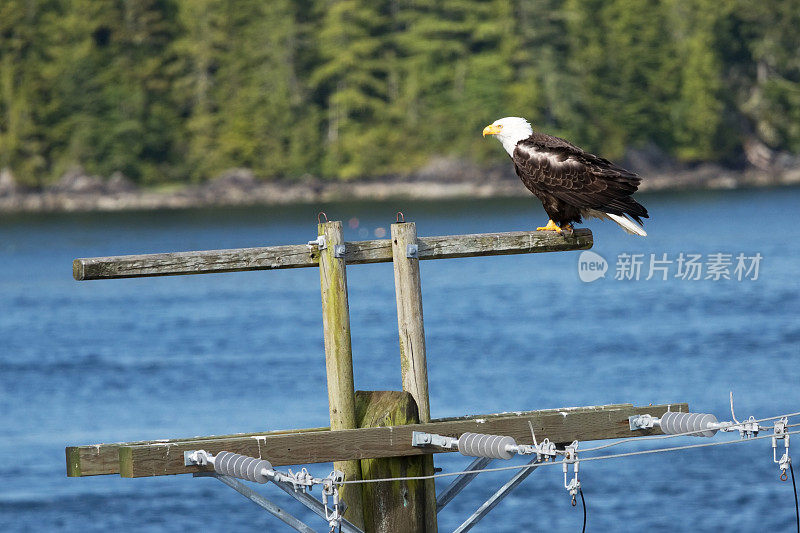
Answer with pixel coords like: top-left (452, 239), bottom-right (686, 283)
top-left (318, 220), bottom-right (364, 528)
top-left (356, 391), bottom-right (426, 533)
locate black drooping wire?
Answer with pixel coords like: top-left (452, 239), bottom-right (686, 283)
top-left (579, 487), bottom-right (586, 533)
top-left (791, 462), bottom-right (799, 533)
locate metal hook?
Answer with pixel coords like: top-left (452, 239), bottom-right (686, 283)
top-left (396, 211), bottom-right (405, 223)
top-left (772, 418), bottom-right (790, 478)
top-left (318, 212), bottom-right (328, 224)
top-left (563, 441), bottom-right (581, 505)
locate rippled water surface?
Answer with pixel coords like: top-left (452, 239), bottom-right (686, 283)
top-left (1, 187), bottom-right (799, 531)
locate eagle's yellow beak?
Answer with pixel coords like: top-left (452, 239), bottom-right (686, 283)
top-left (482, 124), bottom-right (503, 137)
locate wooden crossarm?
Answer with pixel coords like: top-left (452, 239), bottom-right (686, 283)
top-left (66, 402), bottom-right (685, 478)
top-left (73, 229), bottom-right (592, 280)
top-left (66, 426), bottom-right (328, 477)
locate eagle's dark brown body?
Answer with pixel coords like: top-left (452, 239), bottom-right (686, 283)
top-left (511, 132), bottom-right (648, 228)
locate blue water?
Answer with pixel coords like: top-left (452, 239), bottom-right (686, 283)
top-left (1, 187), bottom-right (799, 532)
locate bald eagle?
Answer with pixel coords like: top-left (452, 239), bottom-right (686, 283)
top-left (483, 117), bottom-right (648, 236)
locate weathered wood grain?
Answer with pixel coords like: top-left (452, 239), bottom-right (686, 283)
top-left (66, 426), bottom-right (329, 477)
top-left (416, 228), bottom-right (592, 260)
top-left (318, 221), bottom-right (364, 528)
top-left (73, 244), bottom-right (320, 280)
top-left (390, 222), bottom-right (437, 533)
top-left (68, 405), bottom-right (624, 477)
top-left (116, 403), bottom-right (686, 478)
top-left (73, 229), bottom-right (592, 280)
top-left (67, 403), bottom-right (665, 477)
top-left (391, 223), bottom-right (431, 423)
top-left (356, 391), bottom-right (426, 533)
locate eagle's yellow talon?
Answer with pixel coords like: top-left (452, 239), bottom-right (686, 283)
top-left (536, 220), bottom-right (562, 231)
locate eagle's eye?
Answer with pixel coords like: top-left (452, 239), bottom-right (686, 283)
top-left (496, 124), bottom-right (503, 130)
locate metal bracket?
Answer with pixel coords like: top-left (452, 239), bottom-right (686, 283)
top-left (406, 243), bottom-right (419, 258)
top-left (307, 235), bottom-right (326, 250)
top-left (453, 457), bottom-right (540, 533)
top-left (334, 244), bottom-right (346, 258)
top-left (531, 438), bottom-right (557, 461)
top-left (437, 456), bottom-right (493, 512)
top-left (412, 431), bottom-right (457, 449)
top-left (724, 416), bottom-right (761, 438)
top-left (209, 474), bottom-right (317, 532)
top-left (773, 418), bottom-right (791, 480)
top-left (562, 441), bottom-right (581, 506)
top-left (184, 449), bottom-right (210, 466)
top-left (189, 451), bottom-right (363, 533)
top-left (629, 414), bottom-right (657, 431)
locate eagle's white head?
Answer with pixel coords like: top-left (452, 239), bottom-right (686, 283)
top-left (483, 117), bottom-right (533, 156)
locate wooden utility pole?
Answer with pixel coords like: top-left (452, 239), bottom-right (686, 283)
top-left (68, 223), bottom-right (697, 533)
top-left (391, 220), bottom-right (437, 532)
top-left (391, 222), bottom-right (430, 420)
top-left (356, 391), bottom-right (426, 533)
top-left (318, 220), bottom-right (364, 528)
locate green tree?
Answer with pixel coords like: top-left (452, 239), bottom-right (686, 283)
top-left (36, 0), bottom-right (182, 183)
top-left (311, 0), bottom-right (393, 179)
top-left (0, 0), bottom-right (56, 185)
top-left (737, 0), bottom-right (800, 154)
top-left (666, 0), bottom-right (725, 161)
top-left (565, 0), bottom-right (680, 159)
top-left (214, 0), bottom-right (319, 179)
top-left (3, 0), bottom-right (800, 185)
top-left (393, 0), bottom-right (521, 163)
top-left (512, 0), bottom-right (574, 136)
top-left (171, 0), bottom-right (226, 181)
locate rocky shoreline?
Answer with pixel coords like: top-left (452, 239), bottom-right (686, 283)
top-left (1, 157), bottom-right (799, 214)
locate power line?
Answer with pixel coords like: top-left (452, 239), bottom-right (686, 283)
top-left (337, 428), bottom-right (800, 486)
top-left (581, 410), bottom-right (800, 453)
top-left (791, 462), bottom-right (799, 533)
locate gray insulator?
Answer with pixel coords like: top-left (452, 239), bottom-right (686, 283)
top-left (659, 411), bottom-right (718, 437)
top-left (457, 432), bottom-right (517, 460)
top-left (214, 451), bottom-right (273, 483)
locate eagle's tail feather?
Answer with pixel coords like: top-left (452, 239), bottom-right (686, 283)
top-left (607, 213), bottom-right (647, 236)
